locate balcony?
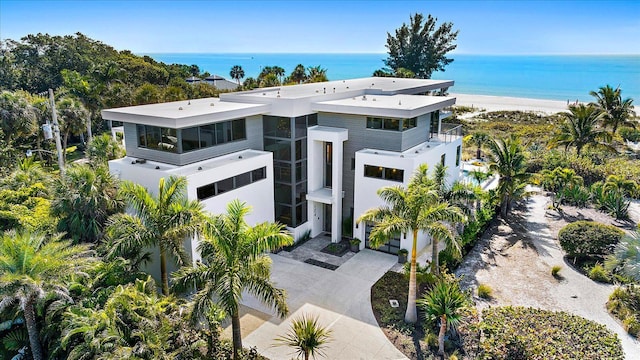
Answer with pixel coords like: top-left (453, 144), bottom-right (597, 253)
top-left (430, 123), bottom-right (462, 144)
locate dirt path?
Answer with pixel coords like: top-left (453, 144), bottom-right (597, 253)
top-left (456, 193), bottom-right (640, 359)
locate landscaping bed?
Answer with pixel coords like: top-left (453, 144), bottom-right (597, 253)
top-left (370, 271), bottom-right (479, 359)
top-left (480, 306), bottom-right (624, 359)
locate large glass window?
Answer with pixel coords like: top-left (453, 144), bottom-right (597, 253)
top-left (364, 165), bottom-right (404, 183)
top-left (367, 117), bottom-right (414, 131)
top-left (181, 126), bottom-right (200, 152)
top-left (139, 119), bottom-right (245, 154)
top-left (196, 167), bottom-right (267, 201)
top-left (264, 116), bottom-right (291, 138)
top-left (264, 138), bottom-right (291, 161)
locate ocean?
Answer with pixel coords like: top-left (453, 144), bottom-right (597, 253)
top-left (144, 53), bottom-right (640, 103)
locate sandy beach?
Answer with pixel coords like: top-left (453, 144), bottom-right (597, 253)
top-left (451, 92), bottom-right (570, 114)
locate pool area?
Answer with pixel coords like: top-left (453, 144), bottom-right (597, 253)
top-left (459, 161), bottom-right (498, 189)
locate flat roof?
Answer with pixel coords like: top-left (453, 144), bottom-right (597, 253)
top-left (101, 97), bottom-right (270, 128)
top-left (221, 77), bottom-right (454, 101)
top-left (312, 94), bottom-right (456, 118)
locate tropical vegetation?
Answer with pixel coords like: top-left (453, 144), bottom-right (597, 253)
top-left (173, 200), bottom-right (293, 359)
top-left (274, 313), bottom-right (332, 360)
top-left (106, 176), bottom-right (204, 296)
top-left (380, 13), bottom-right (459, 79)
top-left (358, 164), bottom-right (466, 323)
top-left (479, 307), bottom-right (624, 359)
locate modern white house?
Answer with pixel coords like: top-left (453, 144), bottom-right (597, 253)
top-left (103, 77), bottom-right (462, 257)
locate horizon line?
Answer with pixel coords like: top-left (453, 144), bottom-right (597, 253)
top-left (138, 51), bottom-right (640, 56)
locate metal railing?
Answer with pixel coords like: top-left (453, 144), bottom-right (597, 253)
top-left (431, 123), bottom-right (462, 143)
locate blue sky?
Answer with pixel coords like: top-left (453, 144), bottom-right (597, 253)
top-left (1, 0), bottom-right (639, 54)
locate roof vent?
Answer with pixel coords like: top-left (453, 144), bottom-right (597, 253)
top-left (262, 93), bottom-right (266, 95)
top-left (178, 107), bottom-right (183, 110)
top-left (372, 98), bottom-right (376, 101)
top-left (346, 86), bottom-right (349, 89)
top-left (277, 95), bottom-right (280, 98)
top-left (398, 100), bottom-right (402, 105)
top-left (210, 102), bottom-right (215, 106)
top-left (374, 152), bottom-right (378, 154)
top-left (362, 95), bottom-right (367, 101)
top-left (238, 155), bottom-right (243, 159)
top-left (415, 151), bottom-right (419, 154)
top-left (187, 100), bottom-right (191, 105)
top-left (198, 166), bottom-right (203, 170)
top-left (333, 87), bottom-right (336, 93)
top-left (400, 155), bottom-right (404, 158)
top-left (155, 166), bottom-right (160, 170)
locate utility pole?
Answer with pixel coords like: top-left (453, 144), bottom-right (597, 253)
top-left (48, 88), bottom-right (65, 175)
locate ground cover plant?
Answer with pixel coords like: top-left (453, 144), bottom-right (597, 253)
top-left (479, 306), bottom-right (624, 359)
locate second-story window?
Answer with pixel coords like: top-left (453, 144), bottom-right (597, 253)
top-left (367, 117), bottom-right (416, 131)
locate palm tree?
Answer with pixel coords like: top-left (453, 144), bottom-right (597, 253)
top-left (52, 164), bottom-right (124, 243)
top-left (550, 104), bottom-right (612, 156)
top-left (418, 275), bottom-right (470, 357)
top-left (541, 167), bottom-right (583, 209)
top-left (307, 66), bottom-right (328, 83)
top-left (56, 96), bottom-right (90, 156)
top-left (274, 313), bottom-right (332, 360)
top-left (272, 66), bottom-right (286, 84)
top-left (590, 85), bottom-right (637, 133)
top-left (106, 176), bottom-right (204, 295)
top-left (86, 133), bottom-right (125, 166)
top-left (469, 132), bottom-right (489, 160)
top-left (290, 64), bottom-right (307, 84)
top-left (357, 165), bottom-right (466, 323)
top-left (433, 163), bottom-right (478, 217)
top-left (605, 231), bottom-right (640, 282)
top-left (486, 136), bottom-right (530, 219)
top-left (229, 65), bottom-right (245, 86)
top-left (172, 199), bottom-right (293, 359)
top-left (0, 231), bottom-right (92, 360)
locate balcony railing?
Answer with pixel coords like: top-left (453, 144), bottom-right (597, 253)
top-left (431, 123), bottom-right (462, 144)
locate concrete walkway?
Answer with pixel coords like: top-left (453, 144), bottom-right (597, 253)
top-left (240, 249), bottom-right (407, 360)
top-left (525, 195), bottom-right (640, 359)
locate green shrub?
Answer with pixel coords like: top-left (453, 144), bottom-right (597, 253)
top-left (480, 306), bottom-right (624, 359)
top-left (551, 265), bottom-right (562, 277)
top-left (477, 284), bottom-right (492, 299)
top-left (562, 185), bottom-right (590, 207)
top-left (620, 127), bottom-right (640, 142)
top-left (558, 221), bottom-right (624, 261)
top-left (588, 263), bottom-right (612, 283)
top-left (607, 285), bottom-right (640, 338)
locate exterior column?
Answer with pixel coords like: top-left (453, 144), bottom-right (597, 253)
top-left (331, 140), bottom-right (343, 243)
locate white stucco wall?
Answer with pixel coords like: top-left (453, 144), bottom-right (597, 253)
top-left (352, 136), bottom-right (463, 254)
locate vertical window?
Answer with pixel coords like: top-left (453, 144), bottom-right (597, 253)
top-left (232, 119), bottom-right (246, 140)
top-left (351, 158), bottom-right (355, 170)
top-left (456, 145), bottom-right (461, 166)
top-left (441, 153), bottom-right (446, 166)
top-left (182, 126), bottom-right (200, 152)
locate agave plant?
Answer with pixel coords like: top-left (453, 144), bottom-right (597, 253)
top-left (274, 313), bottom-right (332, 360)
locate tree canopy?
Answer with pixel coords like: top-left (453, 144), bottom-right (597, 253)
top-left (382, 13), bottom-right (458, 79)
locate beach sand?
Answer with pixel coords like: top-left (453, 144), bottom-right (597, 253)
top-left (451, 93), bottom-right (569, 114)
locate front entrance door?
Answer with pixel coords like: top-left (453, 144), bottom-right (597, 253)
top-left (323, 204), bottom-right (332, 233)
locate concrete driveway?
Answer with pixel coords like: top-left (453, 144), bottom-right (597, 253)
top-left (240, 249), bottom-right (407, 360)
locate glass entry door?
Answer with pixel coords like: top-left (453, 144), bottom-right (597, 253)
top-left (324, 142), bottom-right (332, 188)
top-left (323, 204), bottom-right (332, 233)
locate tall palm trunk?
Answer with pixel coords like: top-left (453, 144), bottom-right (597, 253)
top-left (405, 230), bottom-right (418, 323)
top-left (159, 246), bottom-right (169, 296)
top-left (438, 314), bottom-right (447, 357)
top-left (232, 311), bottom-right (242, 360)
top-left (24, 296), bottom-right (44, 360)
top-left (431, 233), bottom-right (440, 276)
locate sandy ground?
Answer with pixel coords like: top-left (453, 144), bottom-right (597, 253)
top-left (451, 93), bottom-right (569, 114)
top-left (456, 191), bottom-right (640, 359)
